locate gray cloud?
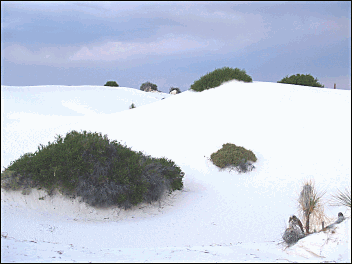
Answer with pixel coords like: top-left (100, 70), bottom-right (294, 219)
top-left (1, 1), bottom-right (350, 89)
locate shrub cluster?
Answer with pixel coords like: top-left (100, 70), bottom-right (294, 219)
top-left (104, 81), bottom-right (119, 87)
top-left (169, 87), bottom-right (181, 94)
top-left (277, 74), bottom-right (324, 88)
top-left (190, 67), bottom-right (252, 92)
top-left (210, 143), bottom-right (257, 173)
top-left (1, 130), bottom-right (184, 209)
top-left (140, 82), bottom-right (158, 92)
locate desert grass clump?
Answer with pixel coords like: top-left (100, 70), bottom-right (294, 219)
top-left (210, 143), bottom-right (257, 173)
top-left (1, 130), bottom-right (184, 209)
top-left (297, 179), bottom-right (327, 234)
top-left (329, 187), bottom-right (351, 209)
top-left (190, 66), bottom-right (252, 92)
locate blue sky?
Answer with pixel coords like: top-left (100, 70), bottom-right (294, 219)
top-left (1, 1), bottom-right (351, 91)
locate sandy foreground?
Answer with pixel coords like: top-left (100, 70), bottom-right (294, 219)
top-left (1, 187), bottom-right (350, 263)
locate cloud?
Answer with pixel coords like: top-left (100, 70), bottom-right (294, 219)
top-left (308, 16), bottom-right (351, 37)
top-left (1, 44), bottom-right (80, 66)
top-left (1, 1), bottom-right (350, 73)
top-left (69, 35), bottom-right (220, 62)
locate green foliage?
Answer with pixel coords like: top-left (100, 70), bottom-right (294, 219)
top-left (1, 170), bottom-right (33, 191)
top-left (277, 74), bottom-right (324, 88)
top-left (140, 82), bottom-right (158, 92)
top-left (190, 67), bottom-right (253, 92)
top-left (129, 102), bottom-right (136, 109)
top-left (169, 87), bottom-right (181, 94)
top-left (1, 130), bottom-right (184, 209)
top-left (210, 143), bottom-right (257, 173)
top-left (104, 81), bottom-right (119, 87)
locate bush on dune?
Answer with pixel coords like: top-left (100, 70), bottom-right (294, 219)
top-left (190, 67), bottom-right (253, 92)
top-left (169, 87), bottom-right (181, 94)
top-left (210, 143), bottom-right (257, 173)
top-left (1, 130), bottom-right (184, 209)
top-left (104, 81), bottom-right (119, 87)
top-left (277, 74), bottom-right (324, 88)
top-left (140, 82), bottom-right (158, 92)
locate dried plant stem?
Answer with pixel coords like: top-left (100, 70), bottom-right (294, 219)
top-left (298, 179), bottom-right (326, 234)
top-left (329, 187), bottom-right (351, 209)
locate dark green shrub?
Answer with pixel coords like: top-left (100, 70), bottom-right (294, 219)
top-left (140, 82), bottom-right (158, 92)
top-left (1, 169), bottom-right (37, 191)
top-left (169, 87), bottom-right (181, 94)
top-left (190, 67), bottom-right (252, 92)
top-left (277, 74), bottom-right (324, 88)
top-left (1, 130), bottom-right (184, 209)
top-left (104, 81), bottom-right (119, 87)
top-left (129, 102), bottom-right (136, 109)
top-left (210, 143), bottom-right (257, 173)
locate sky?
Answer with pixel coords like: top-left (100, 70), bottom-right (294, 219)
top-left (1, 1), bottom-right (351, 91)
top-left (1, 82), bottom-right (351, 262)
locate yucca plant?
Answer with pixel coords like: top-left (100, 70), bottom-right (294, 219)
top-left (329, 187), bottom-right (351, 209)
top-left (298, 179), bottom-right (326, 234)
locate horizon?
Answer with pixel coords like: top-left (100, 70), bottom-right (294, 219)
top-left (1, 1), bottom-right (351, 91)
top-left (1, 79), bottom-right (351, 91)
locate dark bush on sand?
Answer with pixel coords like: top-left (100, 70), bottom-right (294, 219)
top-left (210, 143), bottom-right (257, 173)
top-left (277, 74), bottom-right (324, 88)
top-left (104, 81), bottom-right (119, 87)
top-left (1, 130), bottom-right (184, 209)
top-left (190, 67), bottom-right (252, 92)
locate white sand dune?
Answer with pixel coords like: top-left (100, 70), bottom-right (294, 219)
top-left (1, 81), bottom-right (351, 262)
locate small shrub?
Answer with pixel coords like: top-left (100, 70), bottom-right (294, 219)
top-left (129, 102), bottom-right (136, 109)
top-left (277, 74), bottom-right (324, 88)
top-left (104, 81), bottom-right (119, 87)
top-left (210, 143), bottom-right (257, 173)
top-left (140, 82), bottom-right (158, 92)
top-left (190, 67), bottom-right (252, 92)
top-left (1, 130), bottom-right (184, 209)
top-left (169, 87), bottom-right (181, 94)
